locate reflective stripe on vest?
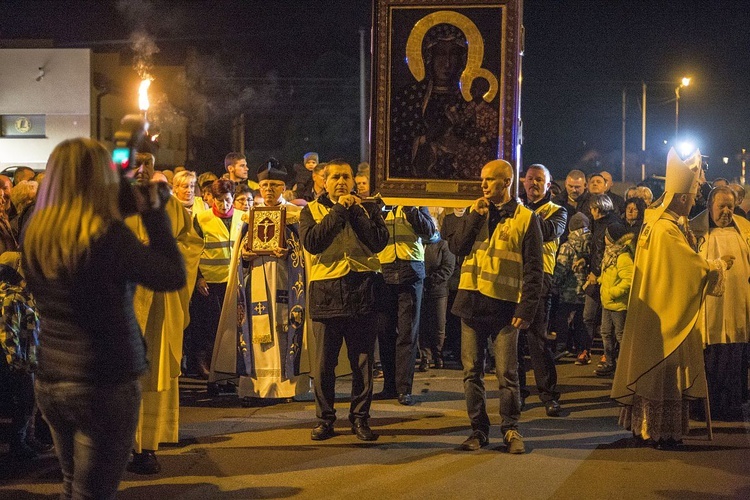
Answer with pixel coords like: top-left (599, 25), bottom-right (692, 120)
top-left (306, 200), bottom-right (381, 282)
top-left (377, 206), bottom-right (425, 263)
top-left (458, 204), bottom-right (533, 303)
top-left (197, 210), bottom-right (244, 283)
top-left (533, 200), bottom-right (562, 275)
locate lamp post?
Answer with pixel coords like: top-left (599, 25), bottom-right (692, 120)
top-left (675, 76), bottom-right (691, 135)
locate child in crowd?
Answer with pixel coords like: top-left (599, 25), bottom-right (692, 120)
top-left (551, 213), bottom-right (591, 358)
top-left (594, 223), bottom-right (633, 376)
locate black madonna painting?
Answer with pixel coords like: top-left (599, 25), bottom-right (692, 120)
top-left (371, 0), bottom-right (522, 203)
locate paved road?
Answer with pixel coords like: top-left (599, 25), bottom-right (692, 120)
top-left (2, 357), bottom-right (749, 499)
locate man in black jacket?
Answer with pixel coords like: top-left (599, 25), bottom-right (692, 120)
top-left (299, 160), bottom-right (389, 442)
top-left (375, 205), bottom-right (435, 406)
top-left (446, 159), bottom-right (544, 454)
top-left (520, 164), bottom-right (567, 416)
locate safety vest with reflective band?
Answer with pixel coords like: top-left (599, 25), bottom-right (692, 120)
top-left (196, 209), bottom-right (245, 283)
top-left (306, 200), bottom-right (381, 282)
top-left (459, 203), bottom-right (533, 303)
top-left (532, 200), bottom-right (562, 275)
top-left (377, 206), bottom-right (425, 264)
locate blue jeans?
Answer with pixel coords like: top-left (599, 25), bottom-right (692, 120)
top-left (461, 315), bottom-right (520, 436)
top-left (600, 308), bottom-right (627, 365)
top-left (35, 379), bottom-right (141, 500)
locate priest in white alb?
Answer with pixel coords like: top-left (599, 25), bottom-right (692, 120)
top-left (690, 185), bottom-right (750, 420)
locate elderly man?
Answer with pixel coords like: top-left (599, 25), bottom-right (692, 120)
top-left (446, 159), bottom-right (543, 454)
top-left (729, 183), bottom-right (748, 218)
top-left (125, 151), bottom-right (203, 473)
top-left (690, 186), bottom-right (750, 420)
top-left (211, 159), bottom-right (309, 405)
top-left (299, 159), bottom-right (389, 441)
top-left (520, 164), bottom-right (566, 416)
top-left (612, 148), bottom-right (734, 449)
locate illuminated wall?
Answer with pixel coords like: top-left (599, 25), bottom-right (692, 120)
top-left (0, 48), bottom-right (92, 170)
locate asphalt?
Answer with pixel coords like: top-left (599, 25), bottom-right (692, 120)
top-left (1, 355), bottom-right (749, 500)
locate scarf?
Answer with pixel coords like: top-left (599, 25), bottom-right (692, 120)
top-left (213, 205), bottom-right (234, 218)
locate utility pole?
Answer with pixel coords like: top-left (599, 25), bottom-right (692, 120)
top-left (359, 28), bottom-right (368, 164)
top-left (621, 88), bottom-right (626, 182)
top-left (641, 81), bottom-right (646, 181)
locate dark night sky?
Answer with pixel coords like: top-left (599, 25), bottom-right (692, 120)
top-left (2, 0), bottom-right (748, 181)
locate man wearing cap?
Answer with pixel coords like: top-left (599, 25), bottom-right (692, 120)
top-left (211, 159), bottom-right (309, 405)
top-left (299, 159), bottom-right (389, 441)
top-left (445, 159), bottom-right (543, 454)
top-left (611, 148), bottom-right (735, 449)
top-left (520, 164), bottom-right (566, 416)
top-left (225, 152), bottom-right (260, 191)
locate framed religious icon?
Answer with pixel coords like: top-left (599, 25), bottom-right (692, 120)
top-left (370, 0), bottom-right (523, 206)
top-left (246, 206), bottom-right (286, 255)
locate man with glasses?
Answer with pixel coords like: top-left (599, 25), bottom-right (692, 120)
top-left (212, 159), bottom-right (309, 406)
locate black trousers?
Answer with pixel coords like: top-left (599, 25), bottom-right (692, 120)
top-left (378, 281), bottom-right (423, 395)
top-left (184, 281), bottom-right (227, 368)
top-left (518, 275), bottom-right (560, 403)
top-left (312, 313), bottom-right (378, 424)
top-left (0, 363), bottom-right (35, 445)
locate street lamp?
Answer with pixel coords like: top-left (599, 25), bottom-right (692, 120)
top-left (675, 76), bottom-right (691, 135)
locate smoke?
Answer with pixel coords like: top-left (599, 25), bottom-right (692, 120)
top-left (116, 0), bottom-right (159, 78)
top-left (129, 30), bottom-right (159, 79)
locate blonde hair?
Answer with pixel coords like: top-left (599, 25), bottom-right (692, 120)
top-left (24, 138), bottom-right (122, 278)
top-left (172, 169), bottom-right (197, 188)
top-left (10, 180), bottom-right (39, 213)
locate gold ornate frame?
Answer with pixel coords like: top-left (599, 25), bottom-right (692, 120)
top-left (246, 206), bottom-right (286, 255)
top-left (370, 0), bottom-right (523, 206)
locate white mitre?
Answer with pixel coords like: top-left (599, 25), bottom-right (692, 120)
top-left (642, 147), bottom-right (703, 229)
top-left (665, 147), bottom-right (702, 195)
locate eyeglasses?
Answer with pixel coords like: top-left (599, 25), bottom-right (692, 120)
top-left (260, 183), bottom-right (285, 190)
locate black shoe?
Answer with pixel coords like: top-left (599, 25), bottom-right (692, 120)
top-left (398, 393), bottom-right (414, 406)
top-left (241, 396), bottom-right (259, 408)
top-left (351, 419), bottom-right (377, 441)
top-left (418, 357), bottom-right (430, 372)
top-left (656, 438), bottom-right (684, 450)
top-left (459, 430), bottom-right (488, 451)
top-left (545, 400), bottom-right (562, 417)
top-left (373, 390), bottom-right (397, 401)
top-left (127, 450), bottom-right (161, 475)
top-left (311, 422), bottom-right (335, 441)
top-left (434, 357), bottom-right (444, 369)
top-left (595, 364), bottom-right (616, 377)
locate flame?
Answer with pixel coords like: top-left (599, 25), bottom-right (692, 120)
top-left (138, 78), bottom-right (152, 111)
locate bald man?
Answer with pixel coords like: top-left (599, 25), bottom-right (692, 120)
top-left (445, 159), bottom-right (544, 454)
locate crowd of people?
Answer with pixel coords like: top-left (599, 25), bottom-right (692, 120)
top-left (1, 140), bottom-right (748, 497)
